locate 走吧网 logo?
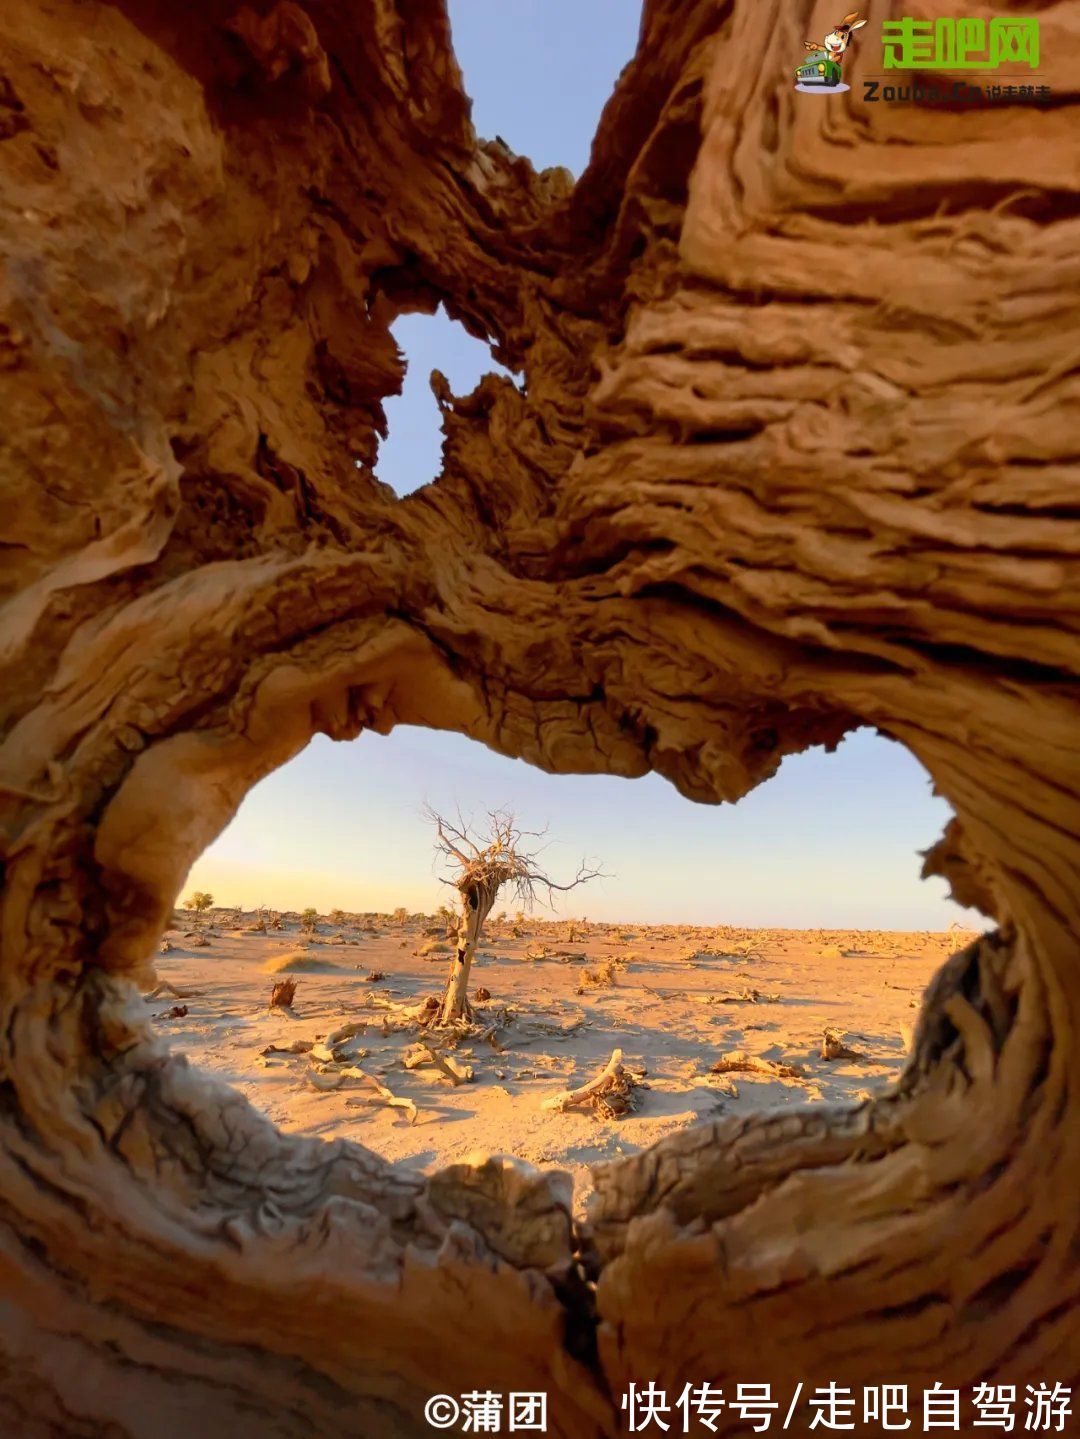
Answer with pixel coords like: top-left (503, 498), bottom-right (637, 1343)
top-left (881, 16), bottom-right (1039, 70)
top-left (792, 14), bottom-right (1048, 105)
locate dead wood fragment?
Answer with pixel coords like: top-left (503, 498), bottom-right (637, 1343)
top-left (542, 1048), bottom-right (643, 1118)
top-left (142, 981), bottom-right (201, 1001)
top-left (711, 1050), bottom-right (804, 1080)
top-left (325, 1021), bottom-right (368, 1046)
top-left (403, 1044), bottom-right (474, 1085)
top-left (344, 1077), bottom-right (418, 1124)
top-left (269, 978), bottom-right (298, 1009)
top-left (668, 987), bottom-right (781, 1005)
top-left (260, 1040), bottom-right (313, 1056)
top-left (524, 1018), bottom-right (585, 1039)
top-left (308, 1063), bottom-right (376, 1093)
top-left (310, 1021), bottom-right (369, 1063)
top-left (820, 1027), bottom-right (866, 1062)
top-left (714, 987), bottom-right (780, 1004)
top-left (363, 995), bottom-right (439, 1026)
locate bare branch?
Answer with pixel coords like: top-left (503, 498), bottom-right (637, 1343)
top-left (425, 805), bottom-right (606, 913)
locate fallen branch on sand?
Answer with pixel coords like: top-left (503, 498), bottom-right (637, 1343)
top-left (710, 987), bottom-right (780, 1005)
top-left (820, 1027), bottom-right (866, 1061)
top-left (142, 981), bottom-right (202, 1001)
top-left (307, 1064), bottom-right (373, 1092)
top-left (362, 994), bottom-right (440, 1027)
top-left (345, 1078), bottom-right (417, 1124)
top-left (711, 1050), bottom-right (803, 1080)
top-left (298, 1018), bottom-right (413, 1118)
top-left (309, 1065), bottom-right (417, 1122)
top-left (542, 1048), bottom-right (644, 1119)
top-left (645, 986), bottom-right (780, 1005)
top-left (479, 1024), bottom-right (506, 1053)
top-left (403, 1043), bottom-right (474, 1085)
top-left (310, 1021), bottom-right (368, 1064)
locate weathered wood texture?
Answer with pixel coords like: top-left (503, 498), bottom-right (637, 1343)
top-left (1, 0), bottom-right (1077, 1432)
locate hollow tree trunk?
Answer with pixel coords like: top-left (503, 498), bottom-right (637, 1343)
top-left (438, 887), bottom-right (494, 1025)
top-left (0, 0), bottom-right (1077, 1434)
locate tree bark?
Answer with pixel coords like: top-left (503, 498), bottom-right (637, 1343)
top-left (0, 0), bottom-right (1077, 1433)
top-left (438, 887), bottom-right (494, 1025)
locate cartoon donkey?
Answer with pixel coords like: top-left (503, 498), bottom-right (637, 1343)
top-left (804, 11), bottom-right (868, 67)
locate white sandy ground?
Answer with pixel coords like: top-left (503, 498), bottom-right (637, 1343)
top-left (149, 914), bottom-right (974, 1208)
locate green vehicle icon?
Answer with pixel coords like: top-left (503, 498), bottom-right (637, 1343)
top-left (795, 48), bottom-right (844, 86)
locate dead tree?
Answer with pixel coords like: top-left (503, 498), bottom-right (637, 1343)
top-left (426, 808), bottom-right (600, 1024)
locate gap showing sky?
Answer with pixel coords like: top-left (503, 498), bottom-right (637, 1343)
top-left (186, 2), bottom-right (981, 931)
top-left (187, 728), bottom-right (975, 929)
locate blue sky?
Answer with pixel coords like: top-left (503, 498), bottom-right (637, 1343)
top-left (187, 2), bottom-right (978, 930)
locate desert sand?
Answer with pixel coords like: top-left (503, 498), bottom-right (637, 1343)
top-left (151, 909), bottom-right (973, 1205)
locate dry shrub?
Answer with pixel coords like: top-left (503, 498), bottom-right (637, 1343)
top-left (575, 956), bottom-right (625, 993)
top-left (261, 950), bottom-right (343, 974)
